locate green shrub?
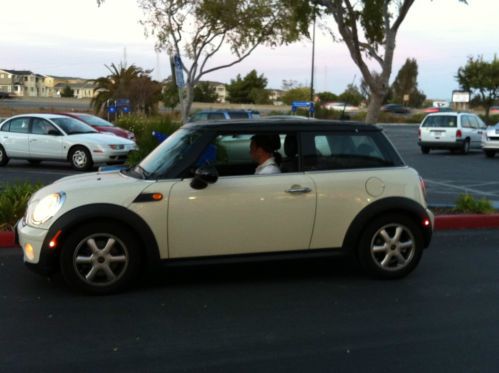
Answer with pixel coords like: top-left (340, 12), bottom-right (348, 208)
top-left (116, 115), bottom-right (181, 165)
top-left (0, 182), bottom-right (43, 231)
top-left (454, 193), bottom-right (494, 214)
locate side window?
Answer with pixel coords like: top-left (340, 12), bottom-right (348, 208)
top-left (195, 132), bottom-right (287, 177)
top-left (207, 112), bottom-right (226, 120)
top-left (31, 118), bottom-right (56, 135)
top-left (302, 132), bottom-right (398, 171)
top-left (476, 116), bottom-right (487, 129)
top-left (227, 111), bottom-right (249, 119)
top-left (9, 118), bottom-right (30, 134)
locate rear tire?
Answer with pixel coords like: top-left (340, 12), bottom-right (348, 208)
top-left (357, 214), bottom-right (424, 279)
top-left (421, 146), bottom-right (430, 154)
top-left (70, 146), bottom-right (93, 171)
top-left (60, 222), bottom-right (141, 294)
top-left (485, 150), bottom-right (496, 158)
top-left (0, 145), bottom-right (9, 166)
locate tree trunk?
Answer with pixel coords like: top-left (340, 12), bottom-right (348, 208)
top-left (366, 90), bottom-right (384, 124)
top-left (180, 85), bottom-right (194, 124)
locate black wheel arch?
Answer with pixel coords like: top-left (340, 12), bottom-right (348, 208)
top-left (41, 203), bottom-right (161, 273)
top-left (342, 197), bottom-right (433, 254)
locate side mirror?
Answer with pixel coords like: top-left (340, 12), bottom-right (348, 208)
top-left (190, 165), bottom-right (219, 190)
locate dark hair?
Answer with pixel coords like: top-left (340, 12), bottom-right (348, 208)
top-left (251, 134), bottom-right (282, 165)
top-left (251, 134), bottom-right (281, 154)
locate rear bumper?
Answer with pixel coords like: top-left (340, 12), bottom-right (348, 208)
top-left (418, 140), bottom-right (464, 149)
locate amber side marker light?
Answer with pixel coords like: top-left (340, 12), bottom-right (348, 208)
top-left (152, 193), bottom-right (163, 201)
top-left (49, 230), bottom-right (62, 249)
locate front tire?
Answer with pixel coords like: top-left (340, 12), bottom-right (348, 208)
top-left (0, 145), bottom-right (9, 166)
top-left (60, 222), bottom-right (141, 294)
top-left (70, 146), bottom-right (93, 171)
top-left (357, 214), bottom-right (424, 279)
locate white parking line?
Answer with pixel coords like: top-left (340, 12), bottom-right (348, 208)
top-left (425, 179), bottom-right (499, 198)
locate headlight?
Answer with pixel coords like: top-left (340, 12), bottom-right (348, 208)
top-left (28, 192), bottom-right (66, 226)
top-left (109, 144), bottom-right (125, 150)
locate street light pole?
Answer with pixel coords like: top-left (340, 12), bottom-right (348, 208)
top-left (310, 8), bottom-right (316, 104)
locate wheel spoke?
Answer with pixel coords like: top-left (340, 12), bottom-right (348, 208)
top-left (102, 265), bottom-right (117, 281)
top-left (76, 255), bottom-right (92, 264)
top-left (372, 244), bottom-right (388, 253)
top-left (380, 254), bottom-right (392, 268)
top-left (399, 240), bottom-right (414, 250)
top-left (101, 238), bottom-right (116, 255)
top-left (393, 227), bottom-right (403, 243)
top-left (379, 229), bottom-right (392, 243)
top-left (395, 252), bottom-right (407, 265)
top-left (108, 255), bottom-right (126, 263)
top-left (86, 238), bottom-right (100, 254)
top-left (85, 266), bottom-right (98, 281)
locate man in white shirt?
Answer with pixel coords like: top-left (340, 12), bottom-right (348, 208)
top-left (250, 134), bottom-right (281, 175)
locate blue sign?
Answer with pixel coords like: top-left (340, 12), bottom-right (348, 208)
top-left (116, 98), bottom-right (130, 108)
top-left (107, 105), bottom-right (116, 114)
top-left (173, 54), bottom-right (185, 88)
top-left (291, 101), bottom-right (314, 113)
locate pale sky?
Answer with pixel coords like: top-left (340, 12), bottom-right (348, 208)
top-left (1, 0), bottom-right (497, 100)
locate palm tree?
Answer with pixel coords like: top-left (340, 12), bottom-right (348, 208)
top-left (91, 63), bottom-right (143, 114)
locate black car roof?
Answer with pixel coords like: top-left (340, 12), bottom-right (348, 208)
top-left (183, 118), bottom-right (382, 132)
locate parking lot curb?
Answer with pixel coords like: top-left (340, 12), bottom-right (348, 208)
top-left (0, 231), bottom-right (16, 248)
top-left (434, 214), bottom-right (499, 230)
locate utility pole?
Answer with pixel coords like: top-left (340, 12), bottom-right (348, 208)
top-left (310, 7), bottom-right (316, 103)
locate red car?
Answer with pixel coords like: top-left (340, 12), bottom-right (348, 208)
top-left (59, 113), bottom-right (135, 141)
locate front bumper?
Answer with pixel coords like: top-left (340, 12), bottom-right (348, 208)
top-left (92, 145), bottom-right (137, 164)
top-left (17, 220), bottom-right (58, 275)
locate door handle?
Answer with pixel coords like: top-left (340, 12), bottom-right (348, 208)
top-left (286, 185), bottom-right (312, 194)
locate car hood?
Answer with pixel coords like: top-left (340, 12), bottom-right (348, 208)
top-left (94, 125), bottom-right (133, 138)
top-left (67, 133), bottom-right (135, 145)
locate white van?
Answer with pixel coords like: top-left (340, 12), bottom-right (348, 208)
top-left (418, 112), bottom-right (487, 154)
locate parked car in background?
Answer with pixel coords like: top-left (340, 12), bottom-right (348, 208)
top-left (490, 106), bottom-right (499, 115)
top-left (0, 92), bottom-right (15, 99)
top-left (481, 122), bottom-right (499, 158)
top-left (382, 104), bottom-right (410, 114)
top-left (0, 114), bottom-right (137, 170)
top-left (188, 109), bottom-right (260, 122)
top-left (422, 107), bottom-right (453, 113)
top-left (418, 112), bottom-right (487, 154)
top-left (59, 112), bottom-right (135, 141)
top-left (324, 102), bottom-right (359, 112)
top-left (17, 118), bottom-right (433, 294)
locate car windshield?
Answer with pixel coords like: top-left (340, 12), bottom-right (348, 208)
top-left (132, 128), bottom-right (202, 179)
top-left (51, 117), bottom-right (98, 134)
top-left (75, 114), bottom-right (113, 127)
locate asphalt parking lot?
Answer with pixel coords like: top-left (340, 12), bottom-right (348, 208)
top-left (380, 124), bottom-right (499, 206)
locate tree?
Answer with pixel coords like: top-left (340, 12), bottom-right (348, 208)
top-left (316, 0), bottom-right (467, 123)
top-left (98, 0), bottom-right (313, 122)
top-left (338, 84), bottom-right (365, 106)
top-left (317, 91), bottom-right (338, 102)
top-left (60, 85), bottom-right (74, 98)
top-left (391, 58), bottom-right (426, 108)
top-left (227, 70), bottom-right (269, 104)
top-left (457, 55), bottom-right (499, 118)
top-left (162, 80), bottom-right (180, 110)
top-left (193, 82), bottom-right (219, 103)
top-left (91, 63), bottom-right (162, 115)
top-left (282, 87), bottom-right (310, 105)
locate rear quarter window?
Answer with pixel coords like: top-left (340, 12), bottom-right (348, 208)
top-left (301, 131), bottom-right (403, 171)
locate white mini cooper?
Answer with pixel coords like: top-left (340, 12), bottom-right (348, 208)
top-left (17, 119), bottom-right (434, 294)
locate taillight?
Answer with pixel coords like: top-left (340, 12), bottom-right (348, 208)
top-left (456, 129), bottom-right (462, 139)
